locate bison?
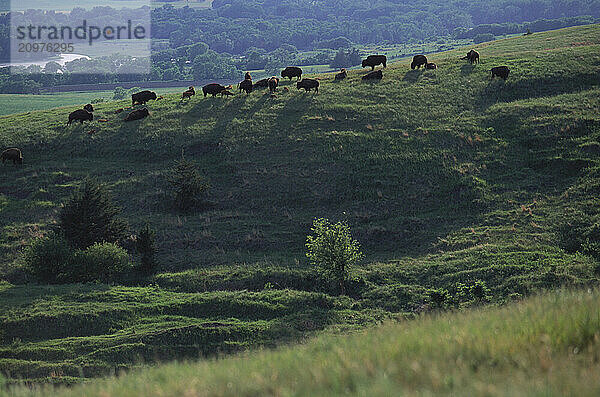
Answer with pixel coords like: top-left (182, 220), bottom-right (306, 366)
top-left (297, 78), bottom-right (319, 93)
top-left (83, 104), bottom-right (94, 113)
top-left (1, 148), bottom-right (23, 165)
top-left (335, 69), bottom-right (347, 81)
top-left (491, 66), bottom-right (510, 80)
top-left (131, 90), bottom-right (157, 106)
top-left (245, 72), bottom-right (252, 80)
top-left (425, 62), bottom-right (437, 70)
top-left (124, 108), bottom-right (149, 122)
top-left (67, 109), bottom-right (93, 126)
top-left (362, 55), bottom-right (387, 70)
top-left (253, 78), bottom-right (270, 89)
top-left (463, 50), bottom-right (480, 64)
top-left (182, 86), bottom-right (195, 100)
top-left (202, 83), bottom-right (227, 97)
top-left (411, 55), bottom-right (428, 70)
top-left (238, 79), bottom-right (253, 94)
top-left (268, 76), bottom-right (279, 94)
top-left (281, 66), bottom-right (303, 80)
top-left (362, 70), bottom-right (383, 81)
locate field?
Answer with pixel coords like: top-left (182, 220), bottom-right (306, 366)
top-left (0, 87), bottom-right (187, 117)
top-left (3, 288), bottom-right (600, 396)
top-left (0, 24), bottom-right (600, 385)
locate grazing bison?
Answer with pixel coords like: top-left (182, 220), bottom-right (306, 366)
top-left (238, 79), bottom-right (253, 94)
top-left (253, 78), bottom-right (270, 89)
top-left (362, 55), bottom-right (387, 70)
top-left (491, 66), bottom-right (510, 80)
top-left (362, 70), bottom-right (383, 81)
top-left (245, 72), bottom-right (252, 80)
top-left (335, 69), bottom-right (347, 81)
top-left (268, 76), bottom-right (279, 94)
top-left (1, 148), bottom-right (23, 165)
top-left (202, 83), bottom-right (227, 97)
top-left (83, 104), bottom-right (94, 113)
top-left (296, 78), bottom-right (319, 93)
top-left (131, 90), bottom-right (157, 106)
top-left (124, 108), bottom-right (149, 122)
top-left (182, 86), bottom-right (195, 100)
top-left (425, 62), bottom-right (437, 70)
top-left (281, 66), bottom-right (303, 81)
top-left (411, 55), bottom-right (428, 70)
top-left (463, 50), bottom-right (480, 64)
top-left (67, 109), bottom-right (93, 125)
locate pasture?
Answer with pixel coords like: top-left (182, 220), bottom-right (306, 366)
top-left (0, 24), bottom-right (599, 384)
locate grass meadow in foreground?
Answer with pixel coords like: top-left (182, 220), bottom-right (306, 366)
top-left (3, 288), bottom-right (600, 396)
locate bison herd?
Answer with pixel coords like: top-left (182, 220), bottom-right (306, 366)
top-left (3, 50), bottom-right (513, 167)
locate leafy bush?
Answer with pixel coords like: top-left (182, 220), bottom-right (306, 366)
top-left (557, 212), bottom-right (600, 260)
top-left (72, 243), bottom-right (132, 283)
top-left (24, 233), bottom-right (73, 283)
top-left (306, 218), bottom-right (363, 295)
top-left (429, 288), bottom-right (450, 309)
top-left (135, 223), bottom-right (157, 273)
top-left (58, 178), bottom-right (129, 249)
top-left (168, 158), bottom-right (210, 212)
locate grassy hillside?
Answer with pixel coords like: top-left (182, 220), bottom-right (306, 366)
top-left (1, 24), bottom-right (600, 384)
top-left (4, 288), bottom-right (600, 396)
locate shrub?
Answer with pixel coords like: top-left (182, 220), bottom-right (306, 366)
top-left (72, 243), bottom-right (132, 283)
top-left (306, 218), bottom-right (363, 295)
top-left (24, 233), bottom-right (73, 283)
top-left (58, 178), bottom-right (129, 249)
top-left (135, 223), bottom-right (157, 273)
top-left (429, 288), bottom-right (450, 309)
top-left (557, 212), bottom-right (600, 259)
top-left (168, 158), bottom-right (210, 211)
top-left (473, 33), bottom-right (495, 44)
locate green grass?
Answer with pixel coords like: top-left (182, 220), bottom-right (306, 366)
top-left (1, 24), bottom-right (600, 384)
top-left (0, 87), bottom-right (189, 117)
top-left (4, 288), bottom-right (600, 396)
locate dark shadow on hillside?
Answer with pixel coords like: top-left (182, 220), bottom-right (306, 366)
top-left (476, 72), bottom-right (600, 110)
top-left (460, 64), bottom-right (476, 75)
top-left (403, 70), bottom-right (424, 83)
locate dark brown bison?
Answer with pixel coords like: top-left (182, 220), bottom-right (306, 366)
top-left (362, 55), bottom-right (387, 70)
top-left (182, 86), bottom-right (195, 100)
top-left (202, 83), bottom-right (227, 97)
top-left (67, 109), bottom-right (93, 126)
top-left (281, 66), bottom-right (303, 80)
top-left (124, 108), bottom-right (149, 122)
top-left (83, 104), bottom-right (94, 113)
top-left (245, 72), bottom-right (252, 80)
top-left (362, 70), bottom-right (383, 81)
top-left (335, 69), bottom-right (347, 81)
top-left (425, 62), bottom-right (437, 70)
top-left (253, 78), bottom-right (270, 89)
top-left (463, 50), bottom-right (480, 64)
top-left (1, 148), bottom-right (23, 165)
top-left (131, 90), bottom-right (157, 106)
top-left (411, 55), bottom-right (428, 70)
top-left (297, 78), bottom-right (319, 93)
top-left (238, 79), bottom-right (253, 94)
top-left (491, 66), bottom-right (510, 80)
top-left (268, 76), bottom-right (279, 94)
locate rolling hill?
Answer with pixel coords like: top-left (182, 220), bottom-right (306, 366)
top-left (1, 24), bottom-right (600, 385)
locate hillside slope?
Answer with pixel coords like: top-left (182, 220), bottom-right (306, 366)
top-left (1, 25), bottom-right (600, 383)
top-left (4, 289), bottom-right (600, 396)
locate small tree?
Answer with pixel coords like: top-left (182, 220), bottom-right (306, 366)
top-left (135, 223), bottom-right (157, 273)
top-left (58, 178), bottom-right (129, 249)
top-left (168, 158), bottom-right (210, 211)
top-left (306, 218), bottom-right (363, 295)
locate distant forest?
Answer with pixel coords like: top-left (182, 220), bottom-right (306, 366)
top-left (0, 0), bottom-right (599, 92)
